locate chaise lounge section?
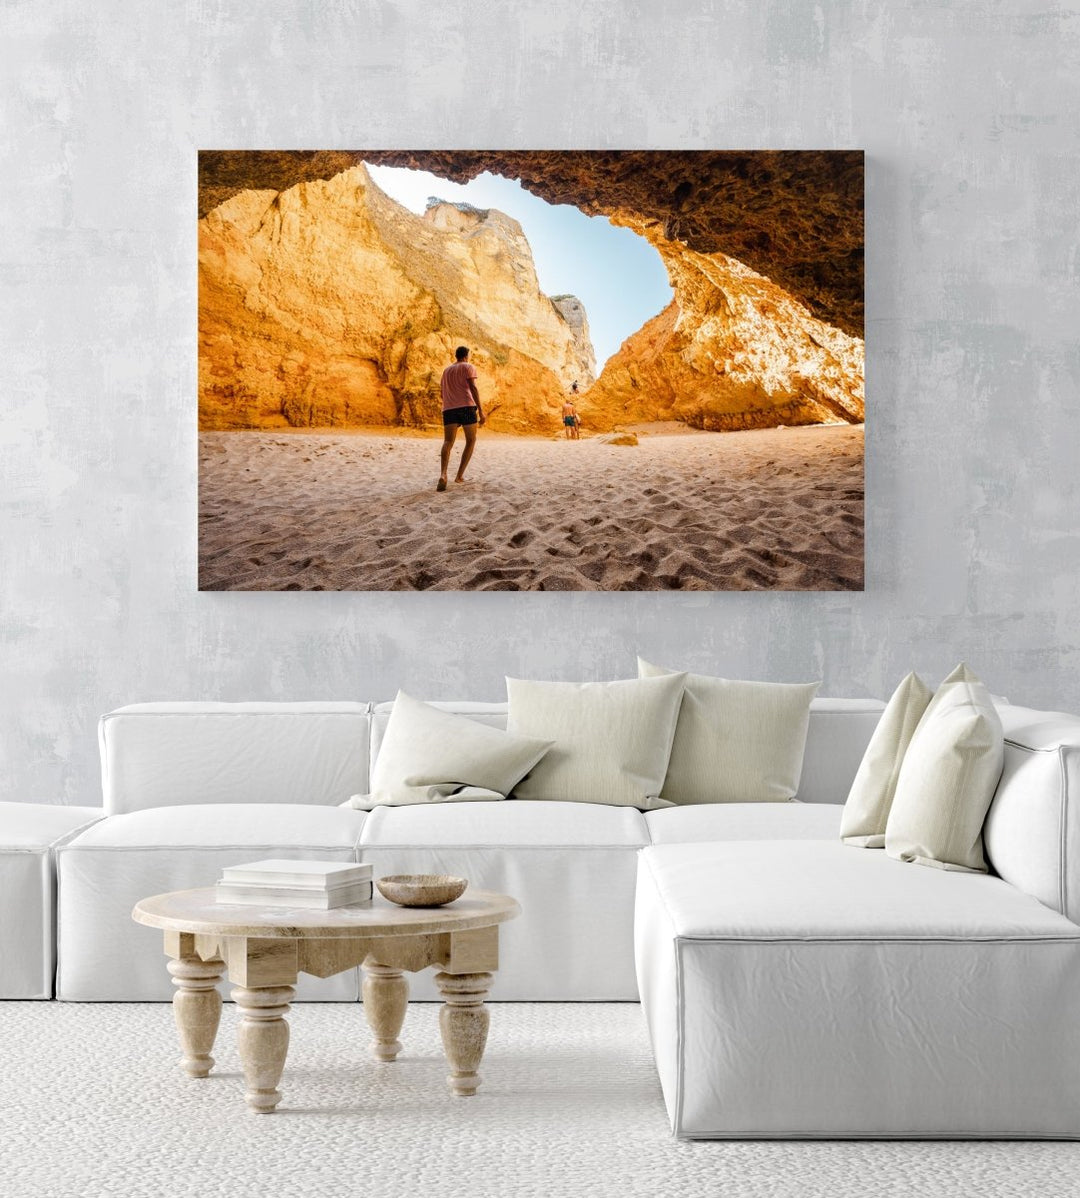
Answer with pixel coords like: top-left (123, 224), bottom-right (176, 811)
top-left (636, 840), bottom-right (1080, 1137)
top-left (636, 702), bottom-right (1080, 1137)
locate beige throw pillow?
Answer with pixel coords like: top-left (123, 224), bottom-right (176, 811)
top-left (840, 672), bottom-right (933, 847)
top-left (637, 658), bottom-right (819, 804)
top-left (884, 664), bottom-right (1005, 873)
top-left (505, 674), bottom-right (686, 809)
top-left (345, 690), bottom-right (553, 810)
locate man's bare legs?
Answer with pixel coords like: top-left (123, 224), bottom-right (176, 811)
top-left (438, 424), bottom-right (458, 491)
top-left (456, 425), bottom-right (478, 481)
top-left (438, 423), bottom-right (478, 490)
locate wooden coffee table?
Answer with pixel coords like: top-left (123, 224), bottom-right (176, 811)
top-left (132, 886), bottom-right (521, 1113)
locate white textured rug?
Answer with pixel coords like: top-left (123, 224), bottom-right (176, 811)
top-left (1, 1002), bottom-right (1077, 1198)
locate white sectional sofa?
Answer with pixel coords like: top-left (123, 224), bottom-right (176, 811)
top-left (48, 697), bottom-right (880, 1001)
top-left (4, 691), bottom-right (1080, 1138)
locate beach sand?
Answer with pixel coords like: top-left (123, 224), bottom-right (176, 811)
top-left (198, 423), bottom-right (864, 591)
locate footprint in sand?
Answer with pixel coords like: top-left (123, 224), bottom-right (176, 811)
top-left (406, 567), bottom-right (445, 589)
top-left (821, 529), bottom-right (859, 553)
top-left (537, 574), bottom-right (586, 591)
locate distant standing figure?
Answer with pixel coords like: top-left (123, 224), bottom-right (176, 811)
top-left (571, 381), bottom-right (579, 395)
top-left (562, 397), bottom-right (580, 440)
top-left (438, 346), bottom-right (484, 492)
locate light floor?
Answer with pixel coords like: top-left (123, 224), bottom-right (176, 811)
top-left (1, 1002), bottom-right (1075, 1198)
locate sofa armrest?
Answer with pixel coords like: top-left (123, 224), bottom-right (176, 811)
top-left (984, 705), bottom-right (1080, 923)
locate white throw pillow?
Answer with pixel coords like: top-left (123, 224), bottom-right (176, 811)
top-left (505, 674), bottom-right (686, 809)
top-left (637, 658), bottom-right (819, 803)
top-left (345, 690), bottom-right (553, 810)
top-left (884, 664), bottom-right (1005, 873)
top-left (840, 671), bottom-right (933, 847)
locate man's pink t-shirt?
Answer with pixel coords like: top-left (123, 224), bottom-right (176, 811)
top-left (440, 361), bottom-right (478, 411)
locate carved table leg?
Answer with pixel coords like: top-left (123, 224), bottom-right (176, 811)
top-left (167, 956), bottom-right (224, 1078)
top-left (231, 984), bottom-right (295, 1113)
top-left (362, 959), bottom-right (409, 1062)
top-left (436, 971), bottom-right (493, 1096)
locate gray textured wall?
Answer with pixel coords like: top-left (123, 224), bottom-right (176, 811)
top-left (2, 1), bottom-right (1078, 805)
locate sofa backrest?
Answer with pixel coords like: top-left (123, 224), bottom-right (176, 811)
top-left (99, 696), bottom-right (885, 813)
top-left (99, 703), bottom-right (372, 814)
top-left (984, 704), bottom-right (1080, 924)
top-left (368, 697), bottom-right (886, 804)
top-left (96, 697), bottom-right (1080, 923)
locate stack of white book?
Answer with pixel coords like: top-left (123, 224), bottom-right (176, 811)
top-left (215, 859), bottom-right (374, 909)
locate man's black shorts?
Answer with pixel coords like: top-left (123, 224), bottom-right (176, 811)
top-left (443, 406), bottom-right (478, 427)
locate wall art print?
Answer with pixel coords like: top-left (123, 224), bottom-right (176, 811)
top-left (198, 150), bottom-right (864, 592)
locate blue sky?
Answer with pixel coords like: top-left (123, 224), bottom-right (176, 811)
top-left (365, 163), bottom-right (673, 371)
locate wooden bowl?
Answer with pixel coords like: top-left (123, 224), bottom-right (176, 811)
top-left (376, 874), bottom-right (468, 908)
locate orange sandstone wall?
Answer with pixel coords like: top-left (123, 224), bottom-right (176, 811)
top-left (198, 164), bottom-right (594, 432)
top-left (578, 223), bottom-right (863, 433)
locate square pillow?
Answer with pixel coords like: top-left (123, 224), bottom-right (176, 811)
top-left (638, 658), bottom-right (819, 804)
top-left (344, 690), bottom-right (553, 810)
top-left (505, 674), bottom-right (686, 809)
top-left (840, 671), bottom-right (933, 847)
top-left (884, 663), bottom-right (1005, 873)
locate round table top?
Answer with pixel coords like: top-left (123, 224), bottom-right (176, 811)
top-left (132, 886), bottom-right (521, 939)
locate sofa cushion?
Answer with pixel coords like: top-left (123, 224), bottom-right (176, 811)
top-left (640, 840), bottom-right (1075, 939)
top-left (360, 800), bottom-right (648, 1001)
top-left (99, 702), bottom-right (373, 814)
top-left (0, 803), bottom-right (103, 999)
top-left (885, 664), bottom-right (1004, 873)
top-left (367, 698), bottom-right (886, 807)
top-left (840, 672), bottom-right (932, 847)
top-left (0, 802), bottom-right (104, 848)
top-left (350, 691), bottom-right (552, 809)
top-left (506, 675), bottom-right (685, 809)
top-left (984, 704), bottom-right (1080, 923)
top-left (68, 803), bottom-right (366, 848)
top-left (360, 799), bottom-right (648, 847)
top-left (57, 805), bottom-right (366, 1001)
top-left (646, 801), bottom-right (840, 845)
top-left (638, 659), bottom-right (819, 804)
top-left (369, 700), bottom-right (508, 773)
top-left (636, 841), bottom-right (1080, 1138)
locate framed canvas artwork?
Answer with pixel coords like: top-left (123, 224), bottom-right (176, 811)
top-left (198, 150), bottom-right (864, 591)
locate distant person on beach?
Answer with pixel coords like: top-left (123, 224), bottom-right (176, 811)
top-left (437, 346), bottom-right (484, 492)
top-left (562, 397), bottom-right (580, 440)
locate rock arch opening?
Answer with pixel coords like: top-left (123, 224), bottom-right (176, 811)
top-left (363, 161), bottom-right (674, 378)
top-left (198, 151), bottom-right (863, 434)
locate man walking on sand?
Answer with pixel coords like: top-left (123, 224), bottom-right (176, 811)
top-left (437, 345), bottom-right (485, 492)
top-left (562, 396), bottom-right (580, 439)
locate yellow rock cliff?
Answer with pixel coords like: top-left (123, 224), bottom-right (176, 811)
top-left (578, 220), bottom-right (864, 433)
top-left (198, 165), bottom-right (595, 432)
